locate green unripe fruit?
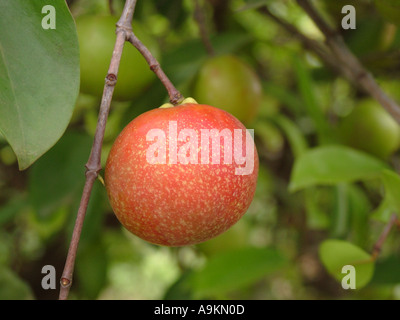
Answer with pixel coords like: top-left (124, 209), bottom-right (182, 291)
top-left (192, 55), bottom-right (262, 125)
top-left (339, 99), bottom-right (400, 159)
top-left (375, 0), bottom-right (400, 25)
top-left (76, 15), bottom-right (160, 101)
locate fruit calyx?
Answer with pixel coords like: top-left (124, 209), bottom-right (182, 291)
top-left (159, 97), bottom-right (198, 109)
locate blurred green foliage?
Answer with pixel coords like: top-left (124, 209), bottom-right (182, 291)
top-left (1, 0), bottom-right (400, 300)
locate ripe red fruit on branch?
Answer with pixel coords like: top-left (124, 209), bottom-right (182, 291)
top-left (105, 99), bottom-right (259, 246)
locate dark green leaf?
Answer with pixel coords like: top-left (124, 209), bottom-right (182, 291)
top-left (70, 180), bottom-right (107, 247)
top-left (164, 271), bottom-right (194, 300)
top-left (28, 132), bottom-right (93, 221)
top-left (371, 255), bottom-right (400, 285)
top-left (236, 0), bottom-right (271, 12)
top-left (272, 114), bottom-right (308, 158)
top-left (190, 247), bottom-right (287, 298)
top-left (76, 240), bottom-right (108, 299)
top-left (0, 0), bottom-right (80, 169)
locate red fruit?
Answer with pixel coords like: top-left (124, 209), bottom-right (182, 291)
top-left (105, 102), bottom-right (259, 246)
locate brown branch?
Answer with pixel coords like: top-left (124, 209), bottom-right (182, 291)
top-left (108, 0), bottom-right (115, 16)
top-left (295, 0), bottom-right (400, 124)
top-left (371, 213), bottom-right (399, 260)
top-left (258, 6), bottom-right (343, 77)
top-left (58, 0), bottom-right (138, 300)
top-left (126, 32), bottom-right (183, 105)
top-left (258, 6), bottom-right (364, 93)
top-left (194, 0), bottom-right (215, 56)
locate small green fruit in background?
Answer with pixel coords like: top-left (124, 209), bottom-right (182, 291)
top-left (105, 100), bottom-right (259, 246)
top-left (339, 99), bottom-right (400, 159)
top-left (76, 15), bottom-right (160, 101)
top-left (192, 55), bottom-right (262, 125)
top-left (375, 0), bottom-right (400, 25)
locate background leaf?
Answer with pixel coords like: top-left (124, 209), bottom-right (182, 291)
top-left (0, 266), bottom-right (33, 300)
top-left (372, 169), bottom-right (400, 223)
top-left (0, 0), bottom-right (80, 169)
top-left (293, 55), bottom-right (334, 144)
top-left (289, 145), bottom-right (388, 192)
top-left (28, 132), bottom-right (93, 221)
top-left (189, 247), bottom-right (287, 298)
top-left (371, 255), bottom-right (400, 285)
top-left (319, 239), bottom-right (375, 289)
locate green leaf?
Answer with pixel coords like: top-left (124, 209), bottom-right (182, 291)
top-left (0, 0), bottom-right (80, 169)
top-left (293, 56), bottom-right (334, 144)
top-left (372, 169), bottom-right (400, 223)
top-left (289, 145), bottom-right (388, 192)
top-left (347, 185), bottom-right (371, 247)
top-left (331, 184), bottom-right (350, 238)
top-left (272, 114), bottom-right (308, 158)
top-left (76, 240), bottom-right (108, 299)
top-left (70, 180), bottom-right (107, 247)
top-left (263, 83), bottom-right (303, 117)
top-left (164, 271), bottom-right (194, 300)
top-left (304, 188), bottom-right (331, 230)
top-left (236, 0), bottom-right (271, 12)
top-left (371, 255), bottom-right (400, 285)
top-left (0, 266), bottom-right (33, 300)
top-left (189, 247), bottom-right (287, 298)
top-left (28, 132), bottom-right (93, 221)
top-left (319, 239), bottom-right (374, 289)
top-left (253, 120), bottom-right (284, 155)
top-left (0, 195), bottom-right (27, 225)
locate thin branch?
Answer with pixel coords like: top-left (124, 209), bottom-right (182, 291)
top-left (258, 7), bottom-right (364, 91)
top-left (126, 32), bottom-right (183, 105)
top-left (59, 0), bottom-right (138, 300)
top-left (258, 6), bottom-right (343, 78)
top-left (108, 0), bottom-right (115, 16)
top-left (296, 0), bottom-right (400, 124)
top-left (194, 0), bottom-right (215, 56)
top-left (371, 213), bottom-right (399, 260)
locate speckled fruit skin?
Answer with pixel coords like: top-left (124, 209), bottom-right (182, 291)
top-left (105, 103), bottom-right (259, 246)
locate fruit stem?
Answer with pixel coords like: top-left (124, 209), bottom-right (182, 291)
top-left (371, 213), bottom-right (399, 261)
top-left (126, 32), bottom-right (184, 105)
